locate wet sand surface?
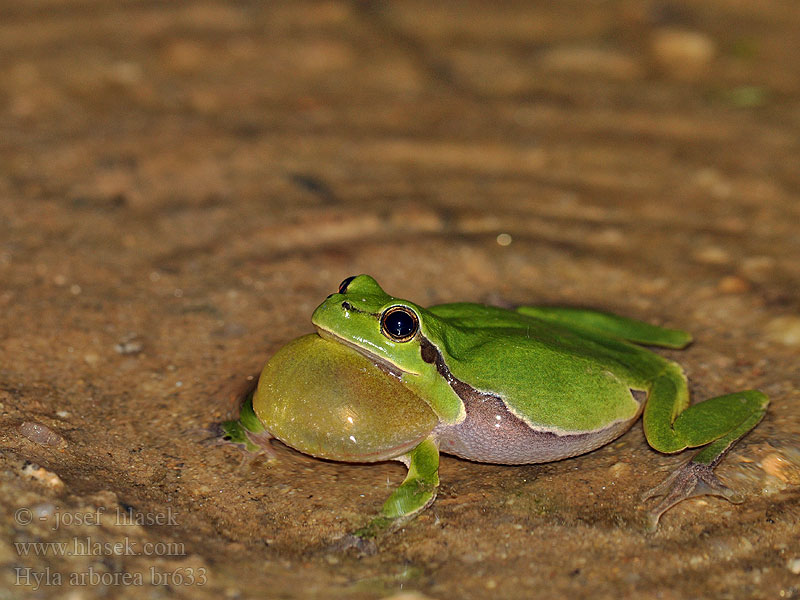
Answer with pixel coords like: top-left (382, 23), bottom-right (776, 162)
top-left (2, 2), bottom-right (800, 598)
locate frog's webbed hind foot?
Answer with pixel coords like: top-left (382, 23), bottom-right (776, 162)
top-left (642, 461), bottom-right (743, 531)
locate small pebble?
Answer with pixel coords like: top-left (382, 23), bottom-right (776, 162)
top-left (22, 463), bottom-right (65, 490)
top-left (741, 258), bottom-right (775, 282)
top-left (496, 233), bottom-right (512, 246)
top-left (639, 278), bottom-right (668, 296)
top-left (787, 558), bottom-right (800, 575)
top-left (761, 452), bottom-right (800, 484)
top-left (31, 502), bottom-right (57, 519)
top-left (765, 316), bottom-right (800, 347)
top-left (741, 256), bottom-right (775, 276)
top-left (108, 61), bottom-right (143, 86)
top-left (694, 168), bottom-right (732, 199)
top-left (608, 462), bottom-right (630, 478)
top-left (115, 333), bottom-right (143, 355)
top-left (19, 422), bottom-right (67, 448)
top-left (717, 276), bottom-right (751, 294)
top-left (651, 28), bottom-right (716, 79)
top-left (162, 40), bottom-right (206, 72)
top-left (693, 246), bottom-right (730, 265)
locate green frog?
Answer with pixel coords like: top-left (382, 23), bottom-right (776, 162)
top-left (224, 275), bottom-right (768, 536)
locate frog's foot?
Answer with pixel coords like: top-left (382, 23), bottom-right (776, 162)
top-left (330, 533), bottom-right (378, 556)
top-left (348, 475), bottom-right (438, 542)
top-left (188, 425), bottom-right (226, 446)
top-left (341, 437), bottom-right (439, 549)
top-left (331, 513), bottom-right (416, 555)
top-left (353, 513), bottom-right (416, 540)
top-left (215, 420), bottom-right (278, 461)
top-left (642, 461), bottom-right (743, 531)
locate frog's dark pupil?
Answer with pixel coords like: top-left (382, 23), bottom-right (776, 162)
top-left (381, 307), bottom-right (418, 341)
top-left (338, 275), bottom-right (357, 294)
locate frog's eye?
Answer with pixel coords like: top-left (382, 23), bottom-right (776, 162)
top-left (338, 276), bottom-right (357, 294)
top-left (380, 306), bottom-right (419, 342)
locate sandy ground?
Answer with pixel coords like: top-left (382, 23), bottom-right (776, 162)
top-left (2, 1), bottom-right (800, 598)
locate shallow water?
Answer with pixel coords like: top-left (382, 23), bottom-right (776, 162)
top-left (2, 1), bottom-right (800, 598)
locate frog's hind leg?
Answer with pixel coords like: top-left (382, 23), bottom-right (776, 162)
top-left (516, 306), bottom-right (692, 349)
top-left (641, 365), bottom-right (768, 530)
top-left (353, 436), bottom-right (440, 540)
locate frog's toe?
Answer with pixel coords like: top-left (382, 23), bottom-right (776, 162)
top-left (190, 425), bottom-right (227, 446)
top-left (642, 461), bottom-right (743, 531)
top-left (214, 420), bottom-right (278, 460)
top-left (240, 430), bottom-right (278, 457)
top-left (330, 533), bottom-right (378, 556)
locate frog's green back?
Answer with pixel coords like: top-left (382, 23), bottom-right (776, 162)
top-left (426, 303), bottom-right (673, 433)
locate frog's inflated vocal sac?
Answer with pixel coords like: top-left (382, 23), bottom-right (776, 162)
top-left (225, 275), bottom-right (768, 536)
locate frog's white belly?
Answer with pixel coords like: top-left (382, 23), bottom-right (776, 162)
top-left (434, 392), bottom-right (644, 465)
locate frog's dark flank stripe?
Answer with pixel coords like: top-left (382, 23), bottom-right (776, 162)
top-left (419, 335), bottom-right (482, 404)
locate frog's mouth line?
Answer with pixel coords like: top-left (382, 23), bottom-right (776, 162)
top-left (314, 327), bottom-right (410, 379)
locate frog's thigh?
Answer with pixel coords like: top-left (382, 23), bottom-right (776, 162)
top-left (644, 368), bottom-right (768, 455)
top-left (517, 306), bottom-right (691, 348)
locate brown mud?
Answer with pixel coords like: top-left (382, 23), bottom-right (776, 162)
top-left (2, 2), bottom-right (800, 598)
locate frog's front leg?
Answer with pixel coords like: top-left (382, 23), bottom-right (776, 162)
top-left (220, 389), bottom-right (277, 458)
top-left (642, 365), bottom-right (768, 530)
top-left (354, 436), bottom-right (440, 540)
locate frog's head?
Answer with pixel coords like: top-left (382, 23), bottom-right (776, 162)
top-left (312, 275), bottom-right (439, 378)
top-left (313, 275), bottom-right (466, 424)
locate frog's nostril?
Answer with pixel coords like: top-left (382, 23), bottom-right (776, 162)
top-left (342, 301), bottom-right (353, 310)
